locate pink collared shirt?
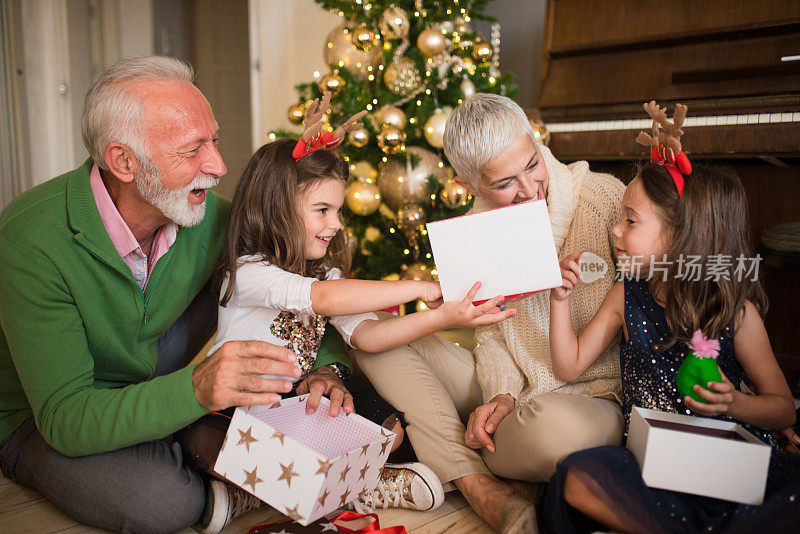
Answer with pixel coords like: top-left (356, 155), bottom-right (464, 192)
top-left (89, 164), bottom-right (177, 290)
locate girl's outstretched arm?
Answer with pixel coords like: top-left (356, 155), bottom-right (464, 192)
top-left (351, 282), bottom-right (517, 353)
top-left (685, 301), bottom-right (795, 430)
top-left (310, 278), bottom-right (441, 316)
top-left (550, 253), bottom-right (624, 382)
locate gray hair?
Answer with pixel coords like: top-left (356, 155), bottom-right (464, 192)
top-left (443, 93), bottom-right (534, 187)
top-left (81, 56), bottom-right (195, 169)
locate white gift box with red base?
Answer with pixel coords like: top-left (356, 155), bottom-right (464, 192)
top-left (213, 395), bottom-right (395, 525)
top-left (626, 407), bottom-right (771, 505)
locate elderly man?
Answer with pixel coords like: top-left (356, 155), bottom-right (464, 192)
top-left (0, 56), bottom-right (352, 533)
top-left (354, 93), bottom-right (626, 532)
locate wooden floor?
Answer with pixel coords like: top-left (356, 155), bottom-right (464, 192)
top-left (0, 472), bottom-right (493, 533)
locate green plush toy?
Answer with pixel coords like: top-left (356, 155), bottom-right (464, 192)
top-left (677, 329), bottom-right (722, 403)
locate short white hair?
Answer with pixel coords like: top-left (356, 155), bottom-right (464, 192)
top-left (443, 93), bottom-right (534, 186)
top-left (81, 56), bottom-right (195, 169)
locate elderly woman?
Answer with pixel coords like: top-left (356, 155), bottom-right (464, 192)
top-left (354, 93), bottom-right (624, 532)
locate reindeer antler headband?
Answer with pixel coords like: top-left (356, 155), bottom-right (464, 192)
top-left (635, 101), bottom-right (692, 198)
top-left (291, 91), bottom-right (367, 162)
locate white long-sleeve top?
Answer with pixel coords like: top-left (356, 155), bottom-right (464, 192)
top-left (209, 256), bottom-right (377, 382)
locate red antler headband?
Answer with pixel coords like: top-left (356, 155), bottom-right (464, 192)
top-left (635, 101), bottom-right (692, 198)
top-left (291, 91), bottom-right (367, 162)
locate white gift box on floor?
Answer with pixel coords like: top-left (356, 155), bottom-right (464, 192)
top-left (214, 395), bottom-right (395, 525)
top-left (425, 198), bottom-right (562, 303)
top-left (627, 407), bottom-right (771, 505)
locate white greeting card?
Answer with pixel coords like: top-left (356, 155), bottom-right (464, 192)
top-left (214, 395), bottom-right (395, 525)
top-left (426, 199), bottom-right (562, 303)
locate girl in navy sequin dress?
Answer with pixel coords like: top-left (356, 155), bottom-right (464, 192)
top-left (544, 162), bottom-right (800, 533)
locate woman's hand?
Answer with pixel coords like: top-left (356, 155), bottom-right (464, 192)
top-left (436, 282), bottom-right (517, 329)
top-left (683, 367), bottom-right (736, 417)
top-left (465, 393), bottom-right (515, 453)
top-left (551, 252), bottom-right (582, 302)
top-left (295, 366), bottom-right (354, 417)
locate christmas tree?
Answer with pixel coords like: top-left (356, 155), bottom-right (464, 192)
top-left (271, 0), bottom-right (517, 310)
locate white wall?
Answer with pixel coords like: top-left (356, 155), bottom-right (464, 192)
top-left (248, 0), bottom-right (339, 150)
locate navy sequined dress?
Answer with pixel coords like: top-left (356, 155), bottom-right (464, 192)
top-left (543, 278), bottom-right (800, 534)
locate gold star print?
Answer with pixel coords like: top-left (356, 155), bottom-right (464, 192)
top-left (338, 463), bottom-right (351, 483)
top-left (379, 439), bottom-right (391, 455)
top-left (219, 434), bottom-right (229, 453)
top-left (271, 430), bottom-right (286, 445)
top-left (380, 427), bottom-right (390, 437)
top-left (284, 503), bottom-right (303, 522)
top-left (277, 461), bottom-right (300, 488)
top-left (236, 426), bottom-right (258, 452)
top-left (360, 443), bottom-right (370, 456)
top-left (242, 466), bottom-right (263, 492)
top-left (270, 400), bottom-right (282, 409)
top-left (338, 489), bottom-right (352, 507)
top-left (315, 458), bottom-right (332, 476)
top-left (358, 462), bottom-right (370, 481)
top-left (298, 394), bottom-right (308, 402)
top-left (318, 488), bottom-right (331, 508)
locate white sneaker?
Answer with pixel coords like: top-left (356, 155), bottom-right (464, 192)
top-left (358, 462), bottom-right (444, 512)
top-left (195, 479), bottom-right (263, 534)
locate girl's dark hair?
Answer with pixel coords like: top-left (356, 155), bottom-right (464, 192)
top-left (636, 161), bottom-right (767, 349)
top-left (217, 138), bottom-right (350, 306)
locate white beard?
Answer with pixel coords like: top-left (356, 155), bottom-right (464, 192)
top-left (135, 158), bottom-right (219, 227)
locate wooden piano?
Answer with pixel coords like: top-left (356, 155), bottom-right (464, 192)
top-left (532, 0), bottom-right (800, 394)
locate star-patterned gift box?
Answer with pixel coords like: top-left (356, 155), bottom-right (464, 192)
top-left (214, 395), bottom-right (396, 525)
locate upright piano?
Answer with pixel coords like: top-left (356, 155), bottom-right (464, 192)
top-left (532, 0), bottom-right (800, 393)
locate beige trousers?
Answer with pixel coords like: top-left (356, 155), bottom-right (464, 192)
top-left (355, 331), bottom-right (624, 484)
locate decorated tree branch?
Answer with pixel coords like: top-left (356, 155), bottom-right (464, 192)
top-left (270, 0), bottom-right (518, 310)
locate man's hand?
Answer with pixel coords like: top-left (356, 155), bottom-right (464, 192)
top-left (295, 366), bottom-right (355, 417)
top-left (191, 340), bottom-right (301, 411)
top-left (465, 393), bottom-right (515, 453)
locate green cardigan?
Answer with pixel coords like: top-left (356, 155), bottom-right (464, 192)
top-left (0, 160), bottom-right (351, 457)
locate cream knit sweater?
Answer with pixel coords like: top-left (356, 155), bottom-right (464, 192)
top-left (474, 145), bottom-right (624, 404)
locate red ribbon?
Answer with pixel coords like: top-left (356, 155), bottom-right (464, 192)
top-left (249, 511), bottom-right (407, 534)
top-left (650, 145), bottom-right (692, 198)
top-left (292, 131), bottom-right (342, 161)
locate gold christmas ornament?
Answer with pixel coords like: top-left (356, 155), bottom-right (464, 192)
top-left (346, 229), bottom-right (359, 256)
top-left (352, 25), bottom-right (379, 51)
top-left (350, 160), bottom-right (378, 182)
top-left (440, 178), bottom-right (471, 209)
top-left (345, 180), bottom-right (382, 216)
top-left (347, 125), bottom-right (370, 147)
top-left (423, 109), bottom-right (451, 149)
top-left (381, 272), bottom-right (401, 281)
top-left (453, 57), bottom-right (476, 75)
top-left (383, 57), bottom-right (422, 96)
top-left (396, 203), bottom-right (427, 240)
top-left (363, 226), bottom-right (382, 242)
top-left (318, 72), bottom-right (345, 96)
top-left (287, 103), bottom-right (305, 125)
top-left (472, 40), bottom-right (494, 64)
top-left (460, 77), bottom-right (476, 98)
top-left (417, 28), bottom-right (447, 58)
top-left (324, 23), bottom-right (382, 80)
top-left (377, 125), bottom-right (406, 154)
top-left (376, 105), bottom-right (407, 129)
top-left (402, 262), bottom-right (434, 281)
top-left (379, 7), bottom-right (410, 40)
top-left (528, 118), bottom-right (551, 146)
top-left (377, 146), bottom-right (448, 210)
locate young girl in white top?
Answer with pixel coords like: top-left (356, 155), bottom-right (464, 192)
top-left (202, 97), bottom-right (515, 516)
